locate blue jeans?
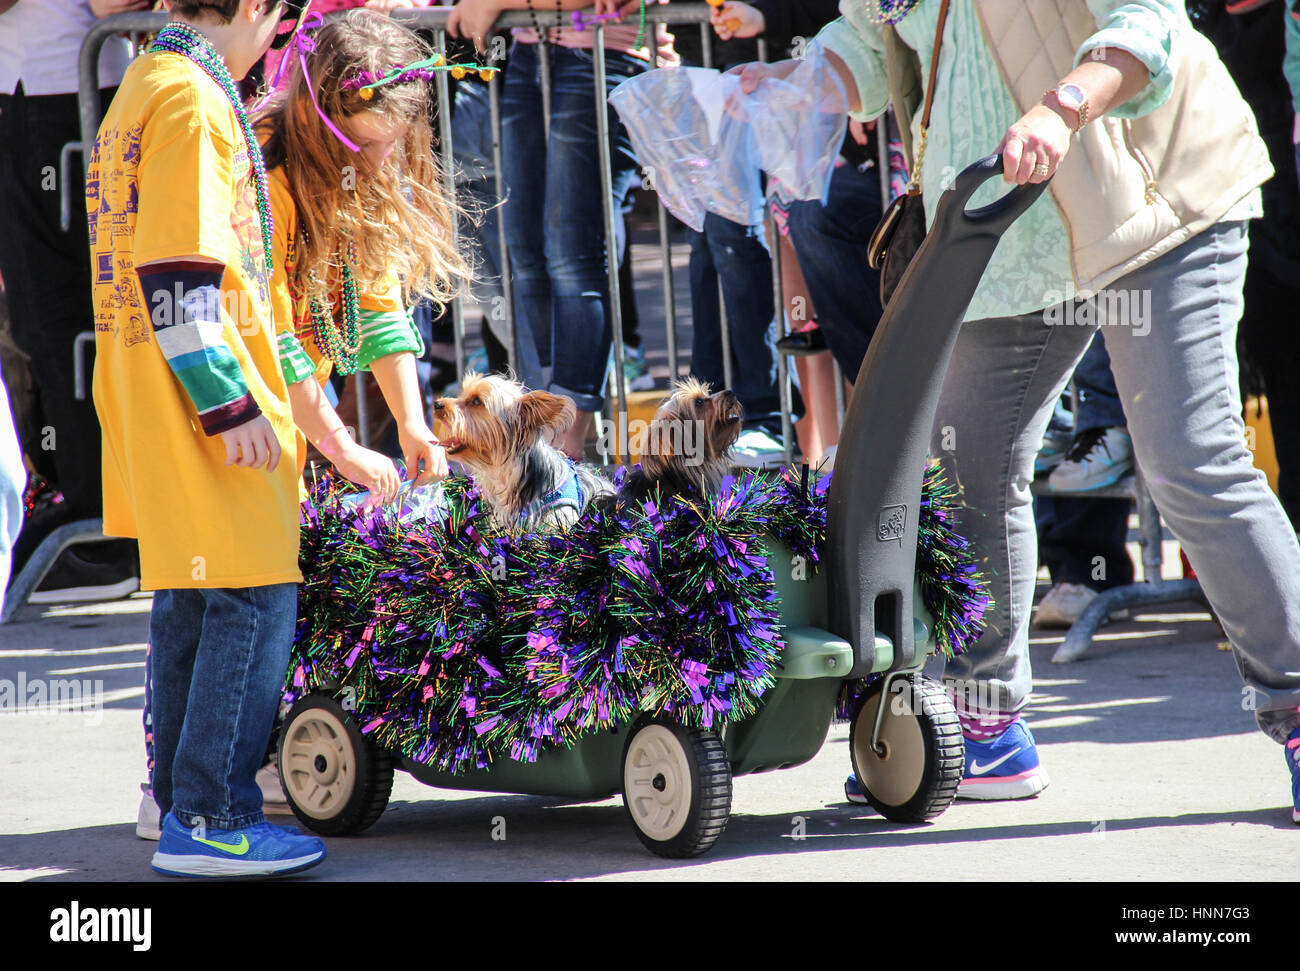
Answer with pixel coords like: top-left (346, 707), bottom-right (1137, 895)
top-left (687, 212), bottom-right (801, 433)
top-left (935, 221), bottom-right (1300, 743)
top-left (501, 41), bottom-right (644, 412)
top-left (447, 79), bottom-right (546, 389)
top-left (1073, 331), bottom-right (1126, 432)
top-left (149, 584), bottom-right (297, 829)
top-left (786, 159), bottom-right (884, 382)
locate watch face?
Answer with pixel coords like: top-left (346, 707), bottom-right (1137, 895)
top-left (1057, 83), bottom-right (1086, 111)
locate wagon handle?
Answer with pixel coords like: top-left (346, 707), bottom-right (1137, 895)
top-left (825, 155), bottom-right (1049, 678)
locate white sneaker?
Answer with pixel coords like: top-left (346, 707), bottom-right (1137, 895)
top-left (730, 428), bottom-right (787, 470)
top-left (137, 784), bottom-right (161, 841)
top-left (257, 760), bottom-right (293, 814)
top-left (1048, 426), bottom-right (1134, 492)
top-left (1035, 582), bottom-right (1098, 629)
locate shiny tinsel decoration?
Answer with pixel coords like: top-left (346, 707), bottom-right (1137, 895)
top-left (916, 459), bottom-right (992, 659)
top-left (833, 459), bottom-right (994, 720)
top-left (289, 462), bottom-right (986, 772)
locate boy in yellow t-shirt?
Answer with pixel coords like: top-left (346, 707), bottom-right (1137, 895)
top-left (89, 0), bottom-right (335, 878)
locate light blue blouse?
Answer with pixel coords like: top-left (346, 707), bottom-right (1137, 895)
top-left (815, 0), bottom-right (1195, 320)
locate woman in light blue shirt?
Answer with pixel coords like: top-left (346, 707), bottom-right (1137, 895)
top-left (740, 0), bottom-right (1300, 820)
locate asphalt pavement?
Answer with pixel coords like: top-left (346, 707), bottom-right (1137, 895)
top-left (2, 590), bottom-right (1295, 882)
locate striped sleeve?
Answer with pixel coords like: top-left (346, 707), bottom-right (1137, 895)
top-left (277, 328), bottom-right (318, 385)
top-left (136, 260), bottom-right (261, 436)
top-left (355, 308), bottom-right (424, 372)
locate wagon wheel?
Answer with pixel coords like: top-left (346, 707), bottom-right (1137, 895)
top-left (279, 693), bottom-right (394, 836)
top-left (621, 718), bottom-right (732, 858)
top-left (849, 676), bottom-right (963, 822)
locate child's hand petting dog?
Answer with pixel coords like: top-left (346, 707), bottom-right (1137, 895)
top-left (398, 421), bottom-right (449, 487)
top-left (331, 439), bottom-right (403, 508)
top-left (219, 415), bottom-right (282, 472)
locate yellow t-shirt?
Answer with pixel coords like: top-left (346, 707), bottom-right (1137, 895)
top-left (89, 51), bottom-right (302, 591)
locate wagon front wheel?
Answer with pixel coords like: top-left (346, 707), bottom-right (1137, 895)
top-left (850, 676), bottom-right (963, 822)
top-left (279, 693), bottom-right (394, 836)
top-left (621, 718), bottom-right (732, 858)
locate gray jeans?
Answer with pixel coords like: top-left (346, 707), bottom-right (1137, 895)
top-left (932, 220), bottom-right (1300, 744)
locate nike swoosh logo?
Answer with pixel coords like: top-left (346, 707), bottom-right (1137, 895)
top-left (192, 833), bottom-right (251, 856)
top-left (968, 747), bottom-right (1023, 776)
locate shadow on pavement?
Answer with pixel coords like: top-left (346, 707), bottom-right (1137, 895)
top-left (4, 797), bottom-right (1290, 882)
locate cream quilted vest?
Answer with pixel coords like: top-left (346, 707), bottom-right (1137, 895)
top-left (973, 0), bottom-right (1273, 294)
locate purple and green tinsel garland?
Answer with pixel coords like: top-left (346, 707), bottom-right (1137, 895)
top-left (834, 460), bottom-right (995, 719)
top-left (916, 459), bottom-right (991, 659)
top-left (287, 461), bottom-right (990, 773)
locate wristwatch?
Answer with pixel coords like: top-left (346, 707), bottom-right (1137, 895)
top-left (1046, 82), bottom-right (1090, 132)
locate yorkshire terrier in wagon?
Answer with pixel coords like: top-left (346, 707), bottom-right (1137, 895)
top-left (617, 377), bottom-right (743, 508)
top-left (433, 372), bottom-right (613, 531)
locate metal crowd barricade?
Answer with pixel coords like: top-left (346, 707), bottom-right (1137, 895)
top-left (21, 2), bottom-right (861, 622)
top-left (72, 4), bottom-right (809, 468)
top-left (42, 6), bottom-right (1216, 638)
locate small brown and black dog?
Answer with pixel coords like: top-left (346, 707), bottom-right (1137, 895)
top-left (433, 372), bottom-right (612, 531)
top-left (617, 377), bottom-right (743, 508)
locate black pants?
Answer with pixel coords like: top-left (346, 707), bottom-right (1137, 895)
top-left (0, 85), bottom-right (114, 520)
top-left (1035, 494), bottom-right (1135, 591)
top-left (1240, 257), bottom-right (1300, 531)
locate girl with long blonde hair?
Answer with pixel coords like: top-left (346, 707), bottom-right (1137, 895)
top-left (257, 8), bottom-right (471, 485)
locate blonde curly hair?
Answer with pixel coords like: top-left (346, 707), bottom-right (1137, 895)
top-left (255, 9), bottom-right (470, 313)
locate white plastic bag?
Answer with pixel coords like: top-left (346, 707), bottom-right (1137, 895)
top-left (610, 44), bottom-right (848, 231)
top-left (749, 47), bottom-right (850, 201)
top-left (338, 480), bottom-right (451, 525)
top-left (610, 66), bottom-right (763, 231)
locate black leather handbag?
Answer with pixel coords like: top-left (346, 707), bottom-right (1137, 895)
top-left (867, 0), bottom-right (951, 307)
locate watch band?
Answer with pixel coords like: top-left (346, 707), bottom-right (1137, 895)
top-left (1044, 86), bottom-right (1089, 132)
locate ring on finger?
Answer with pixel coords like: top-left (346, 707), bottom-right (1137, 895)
top-left (1033, 162), bottom-right (1050, 177)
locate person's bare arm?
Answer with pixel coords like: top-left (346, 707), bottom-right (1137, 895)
top-left (594, 0), bottom-right (642, 17)
top-left (368, 351), bottom-right (448, 486)
top-left (285, 375), bottom-right (402, 505)
top-left (998, 47), bottom-right (1149, 185)
top-left (447, 0), bottom-right (595, 54)
top-left (736, 48), bottom-right (861, 111)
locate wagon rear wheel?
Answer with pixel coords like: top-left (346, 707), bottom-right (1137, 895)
top-left (849, 676), bottom-right (963, 822)
top-left (278, 694), bottom-right (394, 836)
top-left (621, 718), bottom-right (732, 858)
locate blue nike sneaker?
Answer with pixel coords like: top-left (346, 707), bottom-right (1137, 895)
top-left (958, 719), bottom-right (1050, 800)
top-left (151, 812), bottom-right (326, 878)
top-left (845, 773), bottom-right (868, 805)
top-left (1286, 726), bottom-right (1300, 825)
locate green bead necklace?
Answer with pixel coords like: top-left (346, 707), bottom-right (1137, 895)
top-left (309, 256), bottom-right (362, 376)
top-left (150, 23), bottom-right (274, 280)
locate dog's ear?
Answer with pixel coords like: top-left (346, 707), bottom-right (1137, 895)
top-left (515, 390), bottom-right (576, 445)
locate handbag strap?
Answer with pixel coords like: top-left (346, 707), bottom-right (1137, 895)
top-left (907, 0), bottom-right (951, 195)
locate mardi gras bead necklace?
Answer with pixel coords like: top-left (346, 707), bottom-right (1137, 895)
top-left (523, 0), bottom-right (563, 47)
top-left (863, 0), bottom-right (923, 24)
top-left (150, 23), bottom-right (274, 280)
top-left (309, 252), bottom-right (362, 376)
